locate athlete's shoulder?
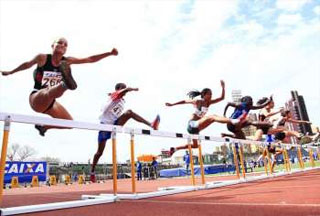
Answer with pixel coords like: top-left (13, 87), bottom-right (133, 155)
top-left (110, 91), bottom-right (124, 101)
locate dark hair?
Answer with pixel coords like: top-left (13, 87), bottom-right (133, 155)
top-left (257, 97), bottom-right (268, 105)
top-left (257, 96), bottom-right (273, 105)
top-left (281, 109), bottom-right (290, 117)
top-left (115, 83), bottom-right (126, 90)
top-left (187, 88), bottom-right (211, 99)
top-left (241, 96), bottom-right (253, 105)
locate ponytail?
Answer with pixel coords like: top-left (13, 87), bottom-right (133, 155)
top-left (187, 90), bottom-right (201, 99)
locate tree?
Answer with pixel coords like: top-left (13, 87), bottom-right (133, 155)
top-left (7, 143), bottom-right (21, 161)
top-left (17, 145), bottom-right (36, 161)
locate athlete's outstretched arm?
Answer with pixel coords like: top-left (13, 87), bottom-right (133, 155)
top-left (165, 99), bottom-right (195, 107)
top-left (265, 108), bottom-right (283, 119)
top-left (117, 87), bottom-right (138, 98)
top-left (286, 118), bottom-right (311, 125)
top-left (1, 54), bottom-right (44, 76)
top-left (223, 102), bottom-right (237, 117)
top-left (67, 48), bottom-right (118, 65)
top-left (210, 80), bottom-right (225, 105)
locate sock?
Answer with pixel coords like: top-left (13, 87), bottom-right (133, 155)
top-left (230, 119), bottom-right (240, 124)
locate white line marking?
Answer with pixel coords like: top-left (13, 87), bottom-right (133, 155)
top-left (133, 200), bottom-right (320, 208)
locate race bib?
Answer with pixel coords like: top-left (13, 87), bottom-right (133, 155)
top-left (41, 71), bottom-right (62, 88)
top-left (111, 103), bottom-right (123, 117)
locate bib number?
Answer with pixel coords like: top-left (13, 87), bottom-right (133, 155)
top-left (42, 71), bottom-right (62, 88)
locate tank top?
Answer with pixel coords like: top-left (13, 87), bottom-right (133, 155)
top-left (194, 103), bottom-right (208, 118)
top-left (230, 102), bottom-right (250, 119)
top-left (33, 54), bottom-right (65, 91)
top-left (99, 91), bottom-right (125, 124)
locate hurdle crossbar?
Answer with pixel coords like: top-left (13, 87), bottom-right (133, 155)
top-left (0, 112), bottom-right (309, 148)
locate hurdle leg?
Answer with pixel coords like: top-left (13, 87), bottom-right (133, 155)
top-left (309, 148), bottom-right (315, 168)
top-left (130, 133), bottom-right (136, 194)
top-left (0, 116), bottom-right (11, 203)
top-left (238, 144), bottom-right (246, 179)
top-left (197, 140), bottom-right (205, 185)
top-left (298, 147), bottom-right (305, 169)
top-left (187, 139), bottom-right (196, 186)
top-left (282, 149), bottom-right (288, 172)
top-left (232, 143), bottom-right (240, 179)
top-left (297, 147), bottom-right (303, 169)
top-left (262, 148), bottom-right (269, 175)
top-left (265, 147), bottom-right (273, 174)
top-left (111, 131), bottom-right (118, 196)
top-left (284, 149), bottom-right (291, 172)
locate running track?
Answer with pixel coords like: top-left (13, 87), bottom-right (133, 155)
top-left (2, 169), bottom-right (320, 216)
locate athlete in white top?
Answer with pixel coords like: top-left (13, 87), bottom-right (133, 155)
top-left (90, 83), bottom-right (160, 182)
top-left (165, 80), bottom-right (238, 156)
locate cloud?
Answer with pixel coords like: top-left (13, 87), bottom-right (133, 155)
top-left (277, 14), bottom-right (303, 25)
top-left (276, 0), bottom-right (310, 12)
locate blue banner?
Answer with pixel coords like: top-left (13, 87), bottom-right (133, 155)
top-left (4, 161), bottom-right (47, 184)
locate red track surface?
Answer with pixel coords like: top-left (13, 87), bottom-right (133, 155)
top-left (1, 169), bottom-right (320, 216)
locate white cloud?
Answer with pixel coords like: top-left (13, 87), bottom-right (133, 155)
top-left (276, 0), bottom-right (310, 11)
top-left (314, 5), bottom-right (320, 15)
top-left (277, 14), bottom-right (302, 26)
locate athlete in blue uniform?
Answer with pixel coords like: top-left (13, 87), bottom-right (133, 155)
top-left (222, 96), bottom-right (272, 139)
top-left (1, 37), bottom-right (118, 136)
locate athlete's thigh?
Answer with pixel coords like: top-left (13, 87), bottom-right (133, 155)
top-left (46, 101), bottom-right (73, 120)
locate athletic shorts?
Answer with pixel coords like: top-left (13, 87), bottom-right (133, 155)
top-left (274, 132), bottom-right (286, 141)
top-left (187, 120), bottom-right (199, 134)
top-left (258, 125), bottom-right (271, 134)
top-left (98, 120), bottom-right (118, 143)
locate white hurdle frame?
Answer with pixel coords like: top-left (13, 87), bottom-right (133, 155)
top-left (0, 112), bottom-right (318, 215)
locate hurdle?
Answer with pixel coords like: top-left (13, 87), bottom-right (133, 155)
top-left (1, 112), bottom-right (319, 215)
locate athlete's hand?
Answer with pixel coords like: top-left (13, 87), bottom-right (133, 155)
top-left (111, 48), bottom-right (118, 56)
top-left (165, 103), bottom-right (173, 106)
top-left (127, 87), bottom-right (138, 92)
top-left (220, 80), bottom-right (225, 88)
top-left (1, 71), bottom-right (13, 76)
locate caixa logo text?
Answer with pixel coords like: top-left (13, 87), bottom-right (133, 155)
top-left (5, 162), bottom-right (46, 174)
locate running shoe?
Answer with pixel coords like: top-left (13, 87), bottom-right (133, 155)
top-left (90, 173), bottom-right (96, 183)
top-left (35, 125), bottom-right (47, 136)
top-left (151, 114), bottom-right (160, 130)
top-left (59, 61), bottom-right (77, 90)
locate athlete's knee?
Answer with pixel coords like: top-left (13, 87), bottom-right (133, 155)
top-left (125, 109), bottom-right (134, 116)
top-left (191, 143), bottom-right (199, 148)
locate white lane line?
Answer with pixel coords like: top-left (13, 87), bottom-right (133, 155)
top-left (132, 200), bottom-right (320, 208)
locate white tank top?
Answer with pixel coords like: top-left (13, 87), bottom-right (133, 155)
top-left (99, 93), bottom-right (125, 124)
top-left (194, 106), bottom-right (208, 118)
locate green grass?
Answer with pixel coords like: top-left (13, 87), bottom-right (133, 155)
top-left (253, 160), bottom-right (320, 173)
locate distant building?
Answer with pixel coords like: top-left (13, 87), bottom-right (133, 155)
top-left (242, 113), bottom-right (258, 137)
top-left (286, 91), bottom-right (313, 135)
top-left (232, 90), bottom-right (242, 103)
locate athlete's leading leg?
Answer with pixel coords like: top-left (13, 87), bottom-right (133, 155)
top-left (116, 109), bottom-right (159, 129)
top-left (198, 115), bottom-right (237, 131)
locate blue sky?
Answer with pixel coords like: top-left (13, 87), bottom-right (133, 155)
top-left (0, 0), bottom-right (319, 163)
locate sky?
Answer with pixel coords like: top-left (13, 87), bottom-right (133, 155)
top-left (0, 0), bottom-right (319, 163)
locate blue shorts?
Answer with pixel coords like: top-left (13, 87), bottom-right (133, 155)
top-left (98, 120), bottom-right (118, 143)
